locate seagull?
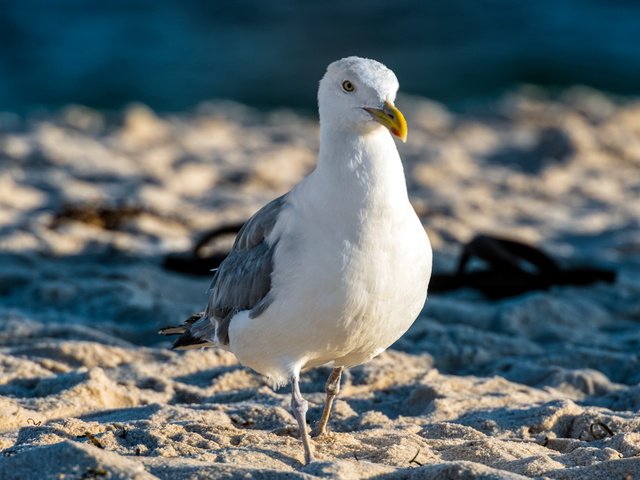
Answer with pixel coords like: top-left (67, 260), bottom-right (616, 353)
top-left (160, 56), bottom-right (432, 464)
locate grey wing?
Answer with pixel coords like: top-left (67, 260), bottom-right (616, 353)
top-left (205, 193), bottom-right (288, 345)
top-left (159, 194), bottom-right (287, 349)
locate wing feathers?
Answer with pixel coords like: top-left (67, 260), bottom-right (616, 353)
top-left (162, 194), bottom-right (287, 349)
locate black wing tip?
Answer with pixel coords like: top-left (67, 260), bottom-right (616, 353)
top-left (158, 312), bottom-right (206, 337)
top-left (172, 332), bottom-right (212, 350)
top-left (158, 326), bottom-right (186, 336)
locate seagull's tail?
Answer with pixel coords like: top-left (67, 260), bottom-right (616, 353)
top-left (158, 312), bottom-right (217, 350)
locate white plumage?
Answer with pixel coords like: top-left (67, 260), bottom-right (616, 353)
top-left (231, 108), bottom-right (431, 385)
top-left (161, 56), bottom-right (432, 464)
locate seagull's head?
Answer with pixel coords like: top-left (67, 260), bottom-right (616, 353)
top-left (318, 56), bottom-right (407, 142)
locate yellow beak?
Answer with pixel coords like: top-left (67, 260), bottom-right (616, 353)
top-left (364, 101), bottom-right (408, 142)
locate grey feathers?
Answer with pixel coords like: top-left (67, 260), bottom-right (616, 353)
top-left (162, 194), bottom-right (287, 349)
top-left (207, 194), bottom-right (286, 344)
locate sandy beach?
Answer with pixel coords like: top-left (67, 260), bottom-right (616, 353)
top-left (1, 88), bottom-right (639, 479)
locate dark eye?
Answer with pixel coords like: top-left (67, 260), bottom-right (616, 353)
top-left (342, 80), bottom-right (355, 92)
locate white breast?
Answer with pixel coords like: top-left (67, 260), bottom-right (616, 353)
top-left (228, 129), bottom-right (432, 385)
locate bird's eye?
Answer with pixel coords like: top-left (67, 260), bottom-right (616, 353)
top-left (342, 80), bottom-right (355, 93)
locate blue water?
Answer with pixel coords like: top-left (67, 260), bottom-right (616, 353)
top-left (1, 0), bottom-right (639, 113)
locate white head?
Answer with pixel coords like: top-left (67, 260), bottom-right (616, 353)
top-left (318, 56), bottom-right (407, 142)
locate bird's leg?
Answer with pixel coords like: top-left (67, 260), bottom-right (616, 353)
top-left (290, 373), bottom-right (315, 464)
top-left (313, 366), bottom-right (343, 437)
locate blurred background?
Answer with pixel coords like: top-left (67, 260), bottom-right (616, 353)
top-left (0, 0), bottom-right (638, 344)
top-left (2, 5), bottom-right (640, 471)
top-left (2, 0), bottom-right (640, 114)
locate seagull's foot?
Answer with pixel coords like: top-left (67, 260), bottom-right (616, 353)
top-left (311, 424), bottom-right (329, 439)
top-left (292, 424), bottom-right (316, 464)
top-left (312, 367), bottom-right (343, 439)
top-left (290, 374), bottom-right (316, 465)
top-left (300, 425), bottom-right (316, 464)
top-left (304, 449), bottom-right (316, 465)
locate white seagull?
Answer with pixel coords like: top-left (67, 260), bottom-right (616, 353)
top-left (160, 56), bottom-right (432, 464)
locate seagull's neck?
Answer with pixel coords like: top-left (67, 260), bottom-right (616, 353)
top-left (311, 126), bottom-right (409, 207)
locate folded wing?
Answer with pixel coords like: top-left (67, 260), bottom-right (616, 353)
top-left (159, 194), bottom-right (288, 349)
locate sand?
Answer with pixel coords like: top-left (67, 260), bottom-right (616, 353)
top-left (1, 87), bottom-right (639, 479)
